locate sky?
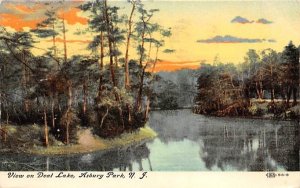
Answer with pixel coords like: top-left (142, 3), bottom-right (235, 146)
top-left (0, 0), bottom-right (300, 72)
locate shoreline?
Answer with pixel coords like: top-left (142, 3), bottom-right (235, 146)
top-left (193, 112), bottom-right (299, 122)
top-left (0, 126), bottom-right (157, 156)
top-left (151, 108), bottom-right (299, 121)
top-left (192, 100), bottom-right (300, 121)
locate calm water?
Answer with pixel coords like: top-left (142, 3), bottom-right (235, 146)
top-left (0, 109), bottom-right (299, 171)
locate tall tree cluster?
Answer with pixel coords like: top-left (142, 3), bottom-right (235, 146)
top-left (194, 42), bottom-right (299, 116)
top-left (0, 1), bottom-right (172, 146)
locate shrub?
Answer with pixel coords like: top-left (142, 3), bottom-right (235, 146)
top-left (159, 96), bottom-right (179, 110)
top-left (248, 105), bottom-right (264, 116)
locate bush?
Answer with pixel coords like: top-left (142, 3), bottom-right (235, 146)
top-left (248, 105), bottom-right (264, 116)
top-left (77, 107), bottom-right (97, 127)
top-left (159, 96), bottom-right (179, 110)
top-left (93, 104), bottom-right (146, 138)
top-left (286, 111), bottom-right (298, 119)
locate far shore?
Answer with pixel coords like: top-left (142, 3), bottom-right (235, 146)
top-left (149, 100), bottom-right (300, 121)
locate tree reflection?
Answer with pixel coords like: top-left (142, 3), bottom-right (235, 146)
top-left (149, 110), bottom-right (299, 171)
top-left (267, 121), bottom-right (299, 171)
top-left (1, 110), bottom-right (298, 171)
top-left (200, 121), bottom-right (299, 171)
top-left (0, 143), bottom-right (152, 171)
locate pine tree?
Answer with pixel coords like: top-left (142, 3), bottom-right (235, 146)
top-left (281, 41), bottom-right (299, 106)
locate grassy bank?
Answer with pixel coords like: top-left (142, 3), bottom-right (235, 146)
top-left (249, 99), bottom-right (300, 120)
top-left (193, 99), bottom-right (300, 121)
top-left (0, 125), bottom-right (157, 155)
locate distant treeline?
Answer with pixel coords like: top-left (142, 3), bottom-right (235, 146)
top-left (194, 42), bottom-right (299, 117)
top-left (150, 69), bottom-right (197, 110)
top-left (0, 0), bottom-right (173, 147)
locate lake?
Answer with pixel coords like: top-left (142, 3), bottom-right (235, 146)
top-left (0, 109), bottom-right (299, 171)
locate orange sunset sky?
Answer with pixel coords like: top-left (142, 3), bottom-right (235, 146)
top-left (1, 0), bottom-right (300, 72)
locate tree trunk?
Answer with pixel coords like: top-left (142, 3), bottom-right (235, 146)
top-left (22, 62), bottom-right (29, 112)
top-left (103, 0), bottom-right (117, 88)
top-left (139, 23), bottom-right (146, 67)
top-left (255, 81), bottom-right (260, 99)
top-left (145, 97), bottom-right (150, 119)
top-left (43, 96), bottom-right (49, 147)
top-left (136, 67), bottom-right (146, 111)
top-left (97, 31), bottom-right (104, 102)
top-left (118, 107), bottom-right (125, 130)
top-left (113, 41), bottom-right (119, 68)
top-left (135, 13), bottom-right (148, 111)
top-left (292, 87), bottom-right (297, 105)
top-left (124, 2), bottom-right (136, 90)
top-left (271, 87), bottom-right (275, 103)
top-left (151, 47), bottom-right (160, 73)
top-left (258, 73), bottom-right (264, 99)
top-left (270, 66), bottom-right (274, 103)
top-left (52, 23), bottom-right (56, 57)
top-left (62, 15), bottom-right (67, 63)
top-left (66, 117), bottom-right (69, 145)
top-left (127, 104), bottom-right (131, 123)
top-left (83, 80), bottom-right (87, 115)
top-left (66, 81), bottom-right (73, 145)
top-left (3, 126), bottom-right (7, 142)
top-left (280, 86), bottom-right (286, 101)
top-left (51, 95), bottom-right (55, 128)
top-left (109, 47), bottom-right (117, 88)
top-left (287, 86), bottom-right (292, 107)
top-left (58, 95), bottom-right (62, 113)
top-left (52, 20), bottom-right (59, 69)
top-left (6, 111), bottom-right (9, 125)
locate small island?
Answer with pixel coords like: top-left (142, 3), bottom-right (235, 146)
top-left (1, 124), bottom-right (156, 155)
top-left (0, 0), bottom-right (168, 154)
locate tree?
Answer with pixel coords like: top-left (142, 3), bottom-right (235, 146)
top-left (124, 0), bottom-right (139, 90)
top-left (31, 3), bottom-right (72, 132)
top-left (281, 41), bottom-right (299, 106)
top-left (0, 27), bottom-right (54, 146)
top-left (31, 10), bottom-right (59, 60)
top-left (194, 62), bottom-right (248, 116)
top-left (260, 49), bottom-right (280, 103)
top-left (134, 6), bottom-right (162, 111)
top-left (1, 1), bottom-right (173, 143)
top-left (153, 78), bottom-right (179, 110)
top-left (103, 0), bottom-right (118, 88)
top-left (240, 49), bottom-right (265, 99)
top-left (81, 0), bottom-right (107, 102)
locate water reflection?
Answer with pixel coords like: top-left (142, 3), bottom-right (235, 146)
top-left (0, 143), bottom-right (152, 171)
top-left (0, 109), bottom-right (299, 171)
top-left (148, 109), bottom-right (299, 171)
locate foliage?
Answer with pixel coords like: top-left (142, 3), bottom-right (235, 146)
top-left (0, 1), bottom-right (171, 147)
top-left (194, 41), bottom-right (300, 116)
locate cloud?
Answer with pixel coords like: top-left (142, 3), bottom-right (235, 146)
top-left (5, 3), bottom-right (43, 14)
top-left (268, 39), bottom-right (276, 43)
top-left (0, 13), bottom-right (42, 31)
top-left (57, 7), bottom-right (88, 25)
top-left (231, 16), bottom-right (273, 25)
top-left (256, 18), bottom-right (273, 24)
top-left (231, 16), bottom-right (253, 24)
top-left (152, 60), bottom-right (200, 72)
top-left (197, 35), bottom-right (262, 43)
top-left (0, 2), bottom-right (88, 31)
top-left (197, 35), bottom-right (276, 44)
